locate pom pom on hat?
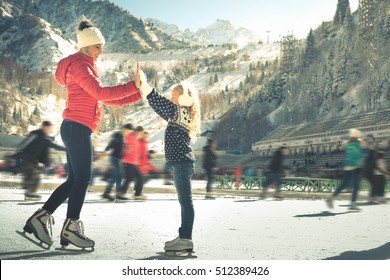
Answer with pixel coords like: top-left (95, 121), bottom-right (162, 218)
top-left (77, 19), bottom-right (105, 49)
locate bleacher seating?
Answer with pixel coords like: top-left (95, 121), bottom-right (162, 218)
top-left (256, 108), bottom-right (390, 143)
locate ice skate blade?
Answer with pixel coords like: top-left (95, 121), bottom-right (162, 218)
top-left (85, 198), bottom-right (114, 204)
top-left (15, 230), bottom-right (51, 250)
top-left (24, 197), bottom-right (41, 201)
top-left (55, 245), bottom-right (95, 253)
top-left (164, 249), bottom-right (196, 259)
top-left (114, 198), bottom-right (131, 203)
top-left (348, 207), bottom-right (361, 211)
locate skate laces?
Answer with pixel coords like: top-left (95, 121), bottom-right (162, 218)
top-left (41, 213), bottom-right (55, 237)
top-left (72, 220), bottom-right (87, 239)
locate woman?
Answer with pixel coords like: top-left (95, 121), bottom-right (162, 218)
top-left (22, 18), bottom-right (142, 250)
top-left (139, 75), bottom-right (201, 255)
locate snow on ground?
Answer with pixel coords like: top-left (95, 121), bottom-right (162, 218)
top-left (0, 178), bottom-right (389, 260)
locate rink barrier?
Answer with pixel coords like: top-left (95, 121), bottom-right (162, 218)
top-left (215, 175), bottom-right (266, 190)
top-left (215, 175), bottom-right (340, 192)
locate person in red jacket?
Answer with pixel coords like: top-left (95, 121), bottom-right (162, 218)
top-left (21, 17), bottom-right (142, 250)
top-left (139, 132), bottom-right (161, 183)
top-left (119, 126), bottom-right (145, 200)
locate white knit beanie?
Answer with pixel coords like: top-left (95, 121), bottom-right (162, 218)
top-left (77, 26), bottom-right (105, 49)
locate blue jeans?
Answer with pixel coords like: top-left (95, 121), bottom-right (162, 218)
top-left (263, 171), bottom-right (282, 192)
top-left (104, 157), bottom-right (122, 195)
top-left (43, 120), bottom-right (92, 219)
top-left (333, 169), bottom-right (361, 202)
top-left (171, 161), bottom-right (195, 240)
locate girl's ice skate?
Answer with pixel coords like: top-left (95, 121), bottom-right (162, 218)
top-left (165, 236), bottom-right (180, 247)
top-left (16, 208), bottom-right (54, 249)
top-left (58, 218), bottom-right (95, 252)
top-left (164, 237), bottom-right (195, 258)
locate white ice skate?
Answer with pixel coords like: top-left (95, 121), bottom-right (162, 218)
top-left (164, 237), bottom-right (194, 258)
top-left (133, 194), bottom-right (147, 201)
top-left (58, 218), bottom-right (95, 252)
top-left (115, 193), bottom-right (130, 202)
top-left (164, 236), bottom-right (180, 247)
top-left (348, 202), bottom-right (361, 211)
top-left (16, 208), bottom-right (54, 249)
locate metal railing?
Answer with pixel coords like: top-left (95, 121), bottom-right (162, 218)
top-left (215, 175), bottom-right (340, 192)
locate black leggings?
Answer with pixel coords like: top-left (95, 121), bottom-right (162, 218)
top-left (43, 121), bottom-right (92, 219)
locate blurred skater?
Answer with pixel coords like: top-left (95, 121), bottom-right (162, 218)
top-left (363, 146), bottom-right (377, 203)
top-left (139, 133), bottom-right (161, 185)
top-left (140, 74), bottom-right (201, 255)
top-left (326, 129), bottom-right (366, 210)
top-left (259, 146), bottom-right (288, 200)
top-left (202, 138), bottom-right (217, 197)
top-left (101, 124), bottom-right (133, 201)
top-left (119, 126), bottom-right (145, 200)
top-left (373, 151), bottom-right (388, 203)
top-left (16, 121), bottom-right (66, 200)
top-left (233, 164), bottom-right (242, 190)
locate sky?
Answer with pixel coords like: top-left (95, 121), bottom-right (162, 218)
top-left (109, 0), bottom-right (359, 42)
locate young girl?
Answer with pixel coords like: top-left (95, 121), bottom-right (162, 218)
top-left (20, 18), bottom-right (142, 250)
top-left (139, 75), bottom-right (201, 254)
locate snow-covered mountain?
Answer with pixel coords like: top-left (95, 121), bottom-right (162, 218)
top-left (0, 0), bottom-right (188, 72)
top-left (146, 18), bottom-right (261, 46)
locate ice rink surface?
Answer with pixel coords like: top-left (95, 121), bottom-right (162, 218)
top-left (0, 184), bottom-right (389, 260)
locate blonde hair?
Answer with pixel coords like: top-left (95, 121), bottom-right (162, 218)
top-left (175, 84), bottom-right (201, 142)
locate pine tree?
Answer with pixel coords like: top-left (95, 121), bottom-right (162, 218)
top-left (342, 5), bottom-right (354, 40)
top-left (333, 48), bottom-right (348, 97)
top-left (334, 0), bottom-right (351, 25)
top-left (377, 1), bottom-right (390, 39)
top-left (303, 29), bottom-right (316, 67)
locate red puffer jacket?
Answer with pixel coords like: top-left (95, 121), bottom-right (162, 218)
top-left (55, 52), bottom-right (141, 132)
top-left (122, 133), bottom-right (140, 165)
